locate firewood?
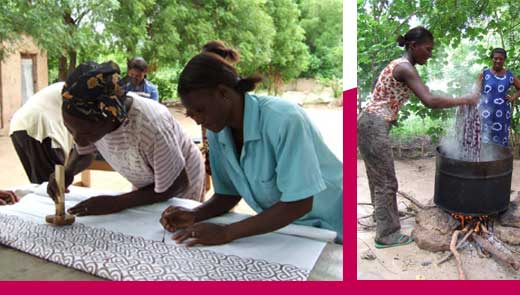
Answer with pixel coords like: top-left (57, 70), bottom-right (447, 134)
top-left (397, 191), bottom-right (434, 211)
top-left (472, 233), bottom-right (520, 271)
top-left (476, 243), bottom-right (491, 258)
top-left (436, 224), bottom-right (472, 265)
top-left (450, 230), bottom-right (466, 280)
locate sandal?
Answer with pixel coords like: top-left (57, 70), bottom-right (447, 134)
top-left (375, 234), bottom-right (413, 249)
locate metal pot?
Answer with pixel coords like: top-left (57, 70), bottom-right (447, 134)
top-left (433, 144), bottom-right (513, 216)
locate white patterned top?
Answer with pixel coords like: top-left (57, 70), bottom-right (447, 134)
top-left (77, 93), bottom-right (204, 200)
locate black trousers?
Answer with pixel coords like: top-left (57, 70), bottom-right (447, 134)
top-left (11, 131), bottom-right (65, 184)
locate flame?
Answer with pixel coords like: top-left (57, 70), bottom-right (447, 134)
top-left (451, 213), bottom-right (489, 233)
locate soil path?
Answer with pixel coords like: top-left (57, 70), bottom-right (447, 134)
top-left (357, 158), bottom-right (520, 280)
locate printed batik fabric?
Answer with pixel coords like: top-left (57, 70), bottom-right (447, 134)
top-left (479, 68), bottom-right (514, 146)
top-left (0, 214), bottom-right (309, 281)
top-left (455, 104), bottom-right (481, 161)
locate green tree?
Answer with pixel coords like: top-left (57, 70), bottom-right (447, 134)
top-left (0, 1), bottom-right (29, 60)
top-left (264, 0), bottom-right (310, 95)
top-left (13, 0), bottom-right (120, 80)
top-left (107, 0), bottom-right (182, 70)
top-left (299, 0), bottom-right (342, 79)
top-left (357, 0), bottom-right (422, 105)
top-left (108, 0), bottom-right (276, 74)
top-left (172, 0), bottom-right (275, 76)
top-left (358, 0), bottom-right (520, 151)
top-left (357, 0), bottom-right (488, 141)
top-left (1, 0), bottom-right (340, 101)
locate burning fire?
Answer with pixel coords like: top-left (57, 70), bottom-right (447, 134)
top-left (450, 213), bottom-right (490, 233)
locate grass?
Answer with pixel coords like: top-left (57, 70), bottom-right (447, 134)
top-left (390, 115), bottom-right (454, 139)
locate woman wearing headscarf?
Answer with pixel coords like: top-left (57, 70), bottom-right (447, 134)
top-left (47, 61), bottom-right (205, 216)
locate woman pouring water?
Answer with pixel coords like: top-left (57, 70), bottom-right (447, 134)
top-left (476, 48), bottom-right (520, 147)
top-left (358, 26), bottom-right (480, 248)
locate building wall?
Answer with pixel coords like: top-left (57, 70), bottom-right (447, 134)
top-left (0, 35), bottom-right (48, 135)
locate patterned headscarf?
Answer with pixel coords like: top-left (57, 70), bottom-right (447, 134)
top-left (62, 61), bottom-right (128, 123)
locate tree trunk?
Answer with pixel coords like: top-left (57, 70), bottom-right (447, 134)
top-left (68, 49), bottom-right (77, 76)
top-left (58, 11), bottom-right (75, 81)
top-left (272, 71), bottom-right (283, 96)
top-left (266, 65), bottom-right (274, 95)
top-left (58, 55), bottom-right (68, 82)
top-left (267, 65), bottom-right (284, 96)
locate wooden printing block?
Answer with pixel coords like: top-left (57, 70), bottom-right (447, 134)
top-left (46, 165), bottom-right (75, 226)
top-left (45, 201), bottom-right (75, 225)
top-left (45, 214), bottom-right (75, 225)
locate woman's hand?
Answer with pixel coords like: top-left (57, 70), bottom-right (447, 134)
top-left (506, 94), bottom-right (517, 103)
top-left (67, 195), bottom-right (122, 216)
top-left (172, 223), bottom-right (233, 247)
top-left (47, 172), bottom-right (72, 202)
top-left (160, 206), bottom-right (196, 232)
top-left (459, 91), bottom-right (480, 105)
top-left (0, 191), bottom-right (19, 205)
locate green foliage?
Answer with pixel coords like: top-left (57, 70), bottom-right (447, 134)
top-left (147, 68), bottom-right (180, 102)
top-left (426, 125), bottom-right (445, 144)
top-left (172, 0), bottom-right (276, 76)
top-left (390, 114), bottom-right (454, 143)
top-left (0, 1), bottom-right (26, 60)
top-left (299, 0), bottom-right (342, 79)
top-left (107, 0), bottom-right (181, 69)
top-left (357, 0), bottom-right (424, 105)
top-left (318, 76), bottom-right (343, 99)
top-left (0, 0), bottom-right (341, 97)
top-left (359, 0), bottom-right (520, 149)
top-left (263, 0), bottom-right (310, 94)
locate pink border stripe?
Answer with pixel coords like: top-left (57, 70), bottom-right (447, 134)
top-left (344, 88), bottom-right (356, 282)
top-left (0, 280), bottom-right (345, 292)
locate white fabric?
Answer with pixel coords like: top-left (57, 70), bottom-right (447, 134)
top-left (0, 184), bottom-right (329, 272)
top-left (207, 213), bottom-right (337, 242)
top-left (9, 82), bottom-right (73, 152)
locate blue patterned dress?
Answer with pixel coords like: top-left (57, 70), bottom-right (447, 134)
top-left (479, 68), bottom-right (514, 146)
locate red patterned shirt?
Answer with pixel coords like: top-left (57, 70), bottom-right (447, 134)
top-left (364, 58), bottom-right (413, 122)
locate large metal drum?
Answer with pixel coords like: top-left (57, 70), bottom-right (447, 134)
top-left (433, 144), bottom-right (513, 216)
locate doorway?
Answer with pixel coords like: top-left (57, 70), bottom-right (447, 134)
top-left (21, 54), bottom-right (36, 105)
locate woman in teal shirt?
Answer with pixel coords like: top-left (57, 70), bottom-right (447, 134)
top-left (160, 41), bottom-right (343, 245)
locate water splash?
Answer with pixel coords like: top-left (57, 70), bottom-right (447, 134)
top-left (440, 101), bottom-right (482, 162)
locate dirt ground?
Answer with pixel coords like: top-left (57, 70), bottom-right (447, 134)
top-left (357, 158), bottom-right (520, 280)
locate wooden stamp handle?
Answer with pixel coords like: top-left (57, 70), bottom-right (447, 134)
top-left (55, 165), bottom-right (65, 215)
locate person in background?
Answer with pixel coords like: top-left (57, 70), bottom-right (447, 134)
top-left (121, 57), bottom-right (159, 101)
top-left (476, 48), bottom-right (520, 147)
top-left (160, 41), bottom-right (343, 246)
top-left (47, 61), bottom-right (205, 215)
top-left (9, 82), bottom-right (73, 184)
top-left (358, 26), bottom-right (480, 249)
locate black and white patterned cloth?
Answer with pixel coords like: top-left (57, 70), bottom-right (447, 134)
top-left (0, 214), bottom-right (308, 281)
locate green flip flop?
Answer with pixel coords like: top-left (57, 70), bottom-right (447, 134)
top-left (374, 234), bottom-right (414, 249)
